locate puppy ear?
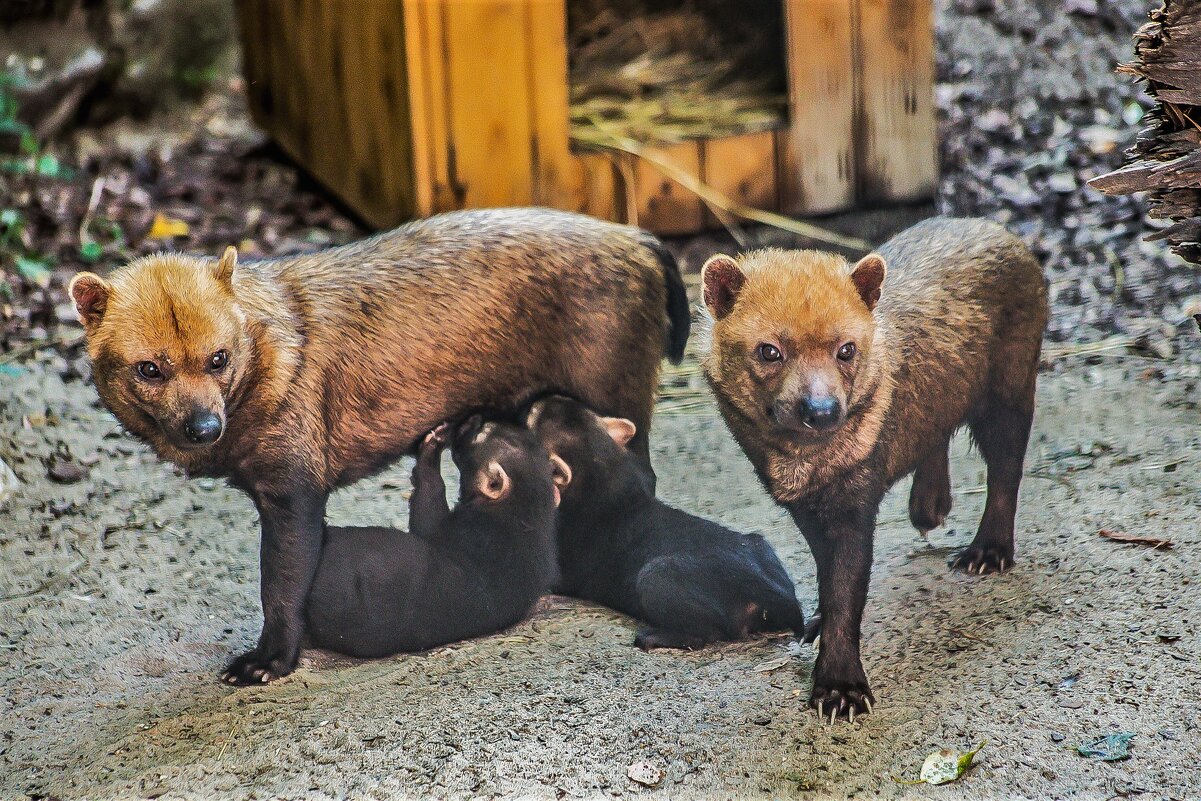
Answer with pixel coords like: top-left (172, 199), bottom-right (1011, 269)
top-left (599, 417), bottom-right (637, 448)
top-left (476, 461), bottom-right (511, 501)
top-left (850, 254), bottom-right (886, 311)
top-left (215, 246), bottom-right (238, 288)
top-left (701, 254), bottom-right (745, 320)
top-left (68, 272), bottom-right (111, 331)
top-left (549, 454), bottom-right (572, 488)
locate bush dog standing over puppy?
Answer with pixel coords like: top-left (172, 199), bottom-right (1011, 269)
top-left (306, 417), bottom-right (567, 658)
top-left (67, 207), bottom-right (689, 685)
top-left (701, 217), bottom-right (1047, 720)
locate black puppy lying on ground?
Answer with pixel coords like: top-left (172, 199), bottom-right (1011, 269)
top-left (304, 416), bottom-right (567, 659)
top-left (526, 395), bottom-right (806, 650)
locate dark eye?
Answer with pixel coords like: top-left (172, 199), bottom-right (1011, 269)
top-left (209, 350), bottom-right (229, 371)
top-left (837, 342), bottom-right (857, 362)
top-left (136, 361), bottom-right (162, 380)
top-left (756, 343), bottom-right (783, 363)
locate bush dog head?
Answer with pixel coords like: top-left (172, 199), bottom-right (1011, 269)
top-left (68, 247), bottom-right (252, 456)
top-left (524, 394), bottom-right (638, 501)
top-left (701, 249), bottom-right (886, 438)
top-left (452, 413), bottom-right (571, 507)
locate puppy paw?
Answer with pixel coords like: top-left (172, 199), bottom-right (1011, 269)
top-left (221, 649), bottom-right (295, 686)
top-left (634, 627), bottom-right (707, 651)
top-left (422, 422), bottom-right (451, 452)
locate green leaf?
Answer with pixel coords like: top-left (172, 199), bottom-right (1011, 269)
top-left (14, 255), bottom-right (51, 287)
top-left (0, 158), bottom-right (31, 175)
top-left (80, 240), bottom-right (103, 262)
top-left (918, 741), bottom-right (986, 785)
top-left (0, 208), bottom-right (22, 229)
top-left (19, 130), bottom-right (38, 155)
top-left (35, 153), bottom-right (61, 178)
top-left (1077, 733), bottom-right (1135, 761)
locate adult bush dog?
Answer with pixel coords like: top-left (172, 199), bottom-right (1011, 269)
top-left (68, 207), bottom-right (689, 684)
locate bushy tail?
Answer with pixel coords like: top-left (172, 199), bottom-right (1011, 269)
top-left (643, 236), bottom-right (691, 364)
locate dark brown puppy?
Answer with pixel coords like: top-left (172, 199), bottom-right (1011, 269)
top-left (701, 217), bottom-right (1047, 721)
top-left (67, 207), bottom-right (689, 684)
top-left (305, 418), bottom-right (563, 659)
top-left (527, 395), bottom-right (805, 650)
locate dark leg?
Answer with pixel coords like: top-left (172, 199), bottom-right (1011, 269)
top-left (223, 482), bottom-right (327, 685)
top-left (409, 423), bottom-right (451, 539)
top-left (952, 398), bottom-right (1033, 574)
top-left (908, 442), bottom-right (953, 533)
top-left (792, 506), bottom-right (877, 722)
top-left (633, 555), bottom-right (727, 648)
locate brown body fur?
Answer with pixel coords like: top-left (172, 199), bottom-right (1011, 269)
top-left (702, 217), bottom-right (1047, 720)
top-left (70, 207), bottom-right (689, 684)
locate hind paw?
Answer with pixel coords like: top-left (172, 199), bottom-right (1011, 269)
top-left (950, 545), bottom-right (1012, 575)
top-left (634, 627), bottom-right (707, 651)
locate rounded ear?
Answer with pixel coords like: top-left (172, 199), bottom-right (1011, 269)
top-left (215, 245), bottom-right (238, 288)
top-left (476, 461), bottom-right (511, 501)
top-left (68, 272), bottom-right (112, 330)
top-left (549, 454), bottom-right (572, 488)
top-left (599, 417), bottom-right (637, 448)
top-left (701, 254), bottom-right (745, 320)
top-left (850, 254), bottom-right (886, 311)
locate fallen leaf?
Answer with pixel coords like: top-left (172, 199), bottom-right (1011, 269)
top-left (1077, 733), bottom-right (1135, 761)
top-left (148, 213), bottom-right (190, 239)
top-left (0, 457), bottom-right (19, 506)
top-left (752, 655), bottom-right (790, 673)
top-left (1098, 529), bottom-right (1173, 549)
top-left (14, 256), bottom-right (51, 287)
top-left (919, 742), bottom-right (986, 785)
top-left (627, 761), bottom-right (663, 787)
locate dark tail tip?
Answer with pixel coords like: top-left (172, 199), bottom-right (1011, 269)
top-left (644, 237), bottom-right (691, 364)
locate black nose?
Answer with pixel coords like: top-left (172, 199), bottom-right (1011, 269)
top-left (183, 410), bottom-right (223, 444)
top-left (798, 396), bottom-right (842, 430)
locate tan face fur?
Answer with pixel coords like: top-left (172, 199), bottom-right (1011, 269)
top-left (69, 247), bottom-right (251, 455)
top-left (702, 249), bottom-right (886, 438)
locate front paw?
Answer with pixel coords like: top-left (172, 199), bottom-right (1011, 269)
top-left (950, 544), bottom-right (1012, 575)
top-left (423, 422), bottom-right (451, 450)
top-left (221, 648), bottom-right (296, 686)
top-left (810, 678), bottom-right (874, 723)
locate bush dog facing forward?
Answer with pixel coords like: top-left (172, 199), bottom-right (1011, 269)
top-left (527, 395), bottom-right (805, 649)
top-left (701, 217), bottom-right (1047, 721)
top-left (305, 418), bottom-right (565, 658)
top-left (68, 207), bottom-right (689, 684)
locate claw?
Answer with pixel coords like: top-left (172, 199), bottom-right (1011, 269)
top-left (849, 707), bottom-right (856, 724)
top-left (816, 701), bottom-right (824, 719)
top-left (864, 697), bottom-right (873, 714)
top-left (829, 706), bottom-right (837, 725)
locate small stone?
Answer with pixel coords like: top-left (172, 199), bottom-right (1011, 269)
top-left (1058, 697), bottom-right (1085, 709)
top-left (627, 761), bottom-right (663, 788)
top-left (48, 458), bottom-right (88, 484)
top-left (1051, 732), bottom-right (1066, 742)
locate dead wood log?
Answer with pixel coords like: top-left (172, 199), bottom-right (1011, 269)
top-left (1089, 0), bottom-right (1201, 264)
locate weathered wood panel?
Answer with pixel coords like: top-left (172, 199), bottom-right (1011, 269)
top-left (780, 0), bottom-right (856, 214)
top-left (855, 0), bottom-right (938, 203)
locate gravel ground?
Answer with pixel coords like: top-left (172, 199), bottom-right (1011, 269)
top-left (2, 340), bottom-right (1200, 799)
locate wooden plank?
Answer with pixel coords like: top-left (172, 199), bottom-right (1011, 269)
top-left (444, 0), bottom-right (535, 209)
top-left (780, 0), bottom-right (856, 214)
top-left (855, 0), bottom-right (937, 203)
top-left (524, 0), bottom-right (585, 210)
top-left (632, 142), bottom-right (704, 235)
top-left (570, 152), bottom-right (620, 221)
top-left (402, 0), bottom-right (434, 217)
top-left (701, 131), bottom-right (779, 228)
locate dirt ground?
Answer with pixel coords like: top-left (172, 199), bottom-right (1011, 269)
top-left (2, 331), bottom-right (1199, 800)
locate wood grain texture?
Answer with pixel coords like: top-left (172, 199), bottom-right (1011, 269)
top-left (781, 0), bottom-right (856, 214)
top-left (855, 0), bottom-right (937, 203)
